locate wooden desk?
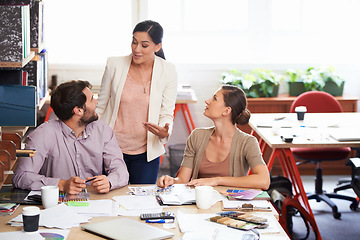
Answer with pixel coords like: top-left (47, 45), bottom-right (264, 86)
top-left (248, 112), bottom-right (360, 220)
top-left (246, 94), bottom-right (358, 113)
top-left (0, 185), bottom-right (290, 239)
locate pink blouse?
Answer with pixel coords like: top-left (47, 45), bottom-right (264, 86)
top-left (113, 74), bottom-right (151, 154)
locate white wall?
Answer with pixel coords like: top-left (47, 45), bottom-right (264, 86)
top-left (49, 63), bottom-right (360, 147)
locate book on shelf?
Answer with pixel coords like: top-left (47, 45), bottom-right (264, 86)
top-left (0, 84), bottom-right (36, 126)
top-left (30, 0), bottom-right (44, 50)
top-left (0, 69), bottom-right (23, 85)
top-left (22, 71), bottom-right (28, 85)
top-left (0, 0), bottom-right (44, 51)
top-left (0, 4), bottom-right (31, 62)
top-left (23, 49), bottom-right (48, 104)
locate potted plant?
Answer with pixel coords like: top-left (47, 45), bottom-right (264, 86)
top-left (286, 66), bottom-right (345, 96)
top-left (222, 68), bottom-right (282, 98)
top-left (316, 66), bottom-right (345, 96)
top-left (286, 69), bottom-right (306, 96)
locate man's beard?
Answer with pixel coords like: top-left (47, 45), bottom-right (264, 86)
top-left (79, 111), bottom-right (98, 126)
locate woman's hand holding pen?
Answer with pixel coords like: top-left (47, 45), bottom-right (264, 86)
top-left (87, 175), bottom-right (111, 193)
top-left (156, 175), bottom-right (175, 189)
top-left (143, 122), bottom-right (170, 139)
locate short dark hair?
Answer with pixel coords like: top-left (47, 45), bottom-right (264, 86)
top-left (133, 20), bottom-right (165, 60)
top-left (222, 85), bottom-right (251, 125)
top-left (50, 80), bottom-right (92, 121)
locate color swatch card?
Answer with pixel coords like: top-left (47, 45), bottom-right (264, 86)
top-left (224, 189), bottom-right (263, 200)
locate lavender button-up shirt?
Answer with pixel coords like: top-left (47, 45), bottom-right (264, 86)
top-left (13, 119), bottom-right (129, 190)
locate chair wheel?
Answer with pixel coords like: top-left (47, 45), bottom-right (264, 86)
top-left (350, 202), bottom-right (358, 211)
top-left (333, 211), bottom-right (341, 219)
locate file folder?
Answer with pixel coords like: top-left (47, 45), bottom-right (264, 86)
top-left (0, 84), bottom-right (36, 126)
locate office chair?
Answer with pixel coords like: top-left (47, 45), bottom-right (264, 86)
top-left (290, 91), bottom-right (358, 219)
top-left (334, 148), bottom-right (360, 194)
top-left (344, 158), bottom-right (360, 199)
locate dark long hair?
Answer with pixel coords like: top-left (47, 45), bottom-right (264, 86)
top-left (222, 85), bottom-right (251, 125)
top-left (133, 20), bottom-right (165, 60)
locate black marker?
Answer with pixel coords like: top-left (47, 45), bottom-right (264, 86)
top-left (85, 177), bottom-right (96, 183)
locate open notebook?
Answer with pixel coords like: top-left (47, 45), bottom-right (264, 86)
top-left (81, 218), bottom-right (174, 240)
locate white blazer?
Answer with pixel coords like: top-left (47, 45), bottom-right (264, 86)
top-left (96, 55), bottom-right (178, 162)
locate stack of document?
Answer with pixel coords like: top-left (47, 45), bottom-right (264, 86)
top-left (176, 85), bottom-right (197, 101)
top-left (0, 203), bottom-right (19, 216)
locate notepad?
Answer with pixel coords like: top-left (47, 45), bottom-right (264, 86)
top-left (81, 218), bottom-right (174, 240)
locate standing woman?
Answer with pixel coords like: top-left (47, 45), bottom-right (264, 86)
top-left (96, 20), bottom-right (177, 184)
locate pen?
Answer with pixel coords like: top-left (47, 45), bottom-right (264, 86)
top-left (274, 117), bottom-right (286, 121)
top-left (85, 177), bottom-right (96, 183)
top-left (157, 185), bottom-right (174, 192)
top-left (146, 219), bottom-right (174, 223)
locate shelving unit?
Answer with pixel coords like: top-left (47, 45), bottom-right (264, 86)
top-left (0, 51), bottom-right (35, 68)
top-left (0, 0), bottom-right (46, 188)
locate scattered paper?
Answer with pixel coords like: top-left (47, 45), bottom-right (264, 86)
top-left (0, 231), bottom-right (44, 240)
top-left (0, 228), bottom-right (70, 240)
top-left (9, 203), bottom-right (91, 229)
top-left (112, 195), bottom-right (163, 216)
top-left (67, 199), bottom-right (117, 216)
top-left (177, 210), bottom-right (280, 239)
top-left (112, 195), bottom-right (160, 210)
top-left (177, 211), bottom-right (253, 239)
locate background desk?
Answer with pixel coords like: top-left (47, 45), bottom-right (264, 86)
top-left (249, 112), bottom-right (360, 218)
top-left (0, 185), bottom-right (290, 239)
top-left (242, 97), bottom-right (359, 175)
top-left (174, 99), bottom-right (197, 134)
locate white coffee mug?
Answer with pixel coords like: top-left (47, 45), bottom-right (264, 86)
top-left (41, 186), bottom-right (59, 209)
top-left (195, 186), bottom-right (214, 209)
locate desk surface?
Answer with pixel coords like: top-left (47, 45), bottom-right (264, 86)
top-left (0, 185), bottom-right (289, 239)
top-left (249, 112), bottom-right (360, 148)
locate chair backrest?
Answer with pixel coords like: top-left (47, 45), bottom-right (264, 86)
top-left (290, 91), bottom-right (343, 113)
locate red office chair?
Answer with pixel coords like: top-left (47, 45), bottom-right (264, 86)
top-left (290, 91), bottom-right (358, 219)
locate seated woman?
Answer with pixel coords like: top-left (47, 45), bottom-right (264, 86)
top-left (157, 85), bottom-right (270, 190)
